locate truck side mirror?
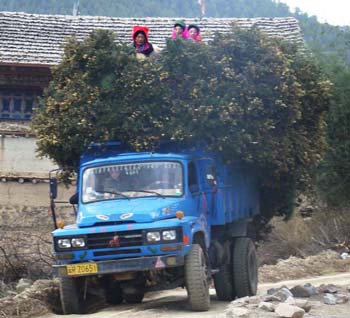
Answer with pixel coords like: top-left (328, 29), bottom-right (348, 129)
top-left (69, 192), bottom-right (78, 205)
top-left (49, 177), bottom-right (58, 199)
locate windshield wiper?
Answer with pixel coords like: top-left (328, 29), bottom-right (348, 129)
top-left (95, 189), bottom-right (130, 200)
top-left (124, 189), bottom-right (165, 198)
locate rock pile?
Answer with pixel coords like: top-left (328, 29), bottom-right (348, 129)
top-left (226, 284), bottom-right (350, 318)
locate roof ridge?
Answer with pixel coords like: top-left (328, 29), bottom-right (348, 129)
top-left (0, 12), bottom-right (303, 66)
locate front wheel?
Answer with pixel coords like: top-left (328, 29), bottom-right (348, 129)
top-left (59, 276), bottom-right (86, 314)
top-left (232, 237), bottom-right (258, 298)
top-left (185, 244), bottom-right (210, 311)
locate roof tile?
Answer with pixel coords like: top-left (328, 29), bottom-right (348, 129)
top-left (0, 12), bottom-right (303, 66)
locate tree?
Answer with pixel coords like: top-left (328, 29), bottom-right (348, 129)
top-left (317, 59), bottom-right (350, 206)
top-left (33, 28), bottom-right (331, 219)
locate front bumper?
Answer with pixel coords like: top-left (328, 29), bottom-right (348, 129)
top-left (53, 254), bottom-right (185, 277)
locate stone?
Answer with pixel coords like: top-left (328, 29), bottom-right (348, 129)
top-left (290, 285), bottom-right (312, 298)
top-left (335, 293), bottom-right (349, 304)
top-left (319, 284), bottom-right (338, 294)
top-left (275, 303), bottom-right (305, 318)
top-left (226, 307), bottom-right (250, 318)
top-left (258, 301), bottom-right (275, 312)
top-left (285, 296), bottom-right (311, 312)
top-left (323, 293), bottom-right (337, 305)
top-left (262, 294), bottom-right (281, 302)
top-left (303, 283), bottom-right (318, 296)
top-left (285, 296), bottom-right (296, 304)
top-left (246, 303), bottom-right (258, 310)
top-left (295, 300), bottom-right (311, 312)
top-left (267, 288), bottom-right (278, 295)
top-left (272, 287), bottom-right (294, 302)
top-left (230, 296), bottom-right (251, 307)
top-left (246, 296), bottom-right (261, 305)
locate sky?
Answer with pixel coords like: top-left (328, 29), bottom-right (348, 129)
top-left (278, 0), bottom-right (350, 26)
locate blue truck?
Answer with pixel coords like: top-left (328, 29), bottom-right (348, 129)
top-left (50, 142), bottom-right (260, 314)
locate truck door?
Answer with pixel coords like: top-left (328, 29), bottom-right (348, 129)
top-left (188, 160), bottom-right (211, 245)
top-left (197, 159), bottom-right (217, 220)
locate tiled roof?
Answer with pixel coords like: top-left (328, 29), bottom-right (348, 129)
top-left (0, 12), bottom-right (303, 66)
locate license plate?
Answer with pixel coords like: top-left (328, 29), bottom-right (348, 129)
top-left (66, 263), bottom-right (98, 276)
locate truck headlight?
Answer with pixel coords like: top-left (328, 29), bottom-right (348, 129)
top-left (71, 238), bottom-right (86, 248)
top-left (147, 232), bottom-right (161, 242)
top-left (57, 239), bottom-right (71, 249)
top-left (162, 230), bottom-right (176, 241)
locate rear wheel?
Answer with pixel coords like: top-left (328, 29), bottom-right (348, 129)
top-left (185, 244), bottom-right (210, 311)
top-left (232, 238), bottom-right (257, 298)
top-left (59, 276), bottom-right (86, 314)
top-left (213, 264), bottom-right (236, 301)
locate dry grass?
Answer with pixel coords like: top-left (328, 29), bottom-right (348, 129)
top-left (259, 249), bottom-right (350, 283)
top-left (0, 280), bottom-right (60, 318)
top-left (0, 231), bottom-right (53, 283)
top-left (258, 207), bottom-right (350, 265)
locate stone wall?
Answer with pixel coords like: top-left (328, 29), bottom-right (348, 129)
top-left (0, 182), bottom-right (75, 230)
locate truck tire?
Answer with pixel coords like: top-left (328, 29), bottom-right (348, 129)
top-left (213, 264), bottom-right (236, 301)
top-left (185, 244), bottom-right (210, 311)
top-left (105, 281), bottom-right (123, 305)
top-left (232, 237), bottom-right (258, 298)
top-left (122, 292), bottom-right (144, 303)
top-left (59, 276), bottom-right (86, 314)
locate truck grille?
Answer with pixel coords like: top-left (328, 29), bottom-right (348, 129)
top-left (86, 230), bottom-right (143, 249)
top-left (93, 249), bottom-right (141, 257)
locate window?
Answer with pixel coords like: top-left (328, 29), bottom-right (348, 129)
top-left (0, 89), bottom-right (40, 119)
top-left (82, 161), bottom-right (184, 203)
top-left (2, 98), bottom-right (10, 112)
top-left (14, 98), bottom-right (22, 112)
top-left (188, 162), bottom-right (199, 192)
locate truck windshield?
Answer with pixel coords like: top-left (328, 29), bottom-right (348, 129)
top-left (82, 161), bottom-right (183, 203)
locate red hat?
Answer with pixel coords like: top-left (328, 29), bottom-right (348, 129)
top-left (132, 25), bottom-right (149, 42)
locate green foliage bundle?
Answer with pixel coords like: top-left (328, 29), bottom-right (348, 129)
top-left (33, 28), bottom-right (331, 218)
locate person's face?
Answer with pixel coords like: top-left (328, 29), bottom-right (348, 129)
top-left (189, 28), bottom-right (198, 37)
top-left (135, 33), bottom-right (146, 46)
top-left (175, 26), bottom-right (184, 35)
top-left (110, 170), bottom-right (120, 180)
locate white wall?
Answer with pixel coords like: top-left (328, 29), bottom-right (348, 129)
top-left (0, 135), bottom-right (56, 178)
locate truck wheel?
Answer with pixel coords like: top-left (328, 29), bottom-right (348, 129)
top-left (122, 292), bottom-right (144, 303)
top-left (232, 238), bottom-right (258, 298)
top-left (185, 244), bottom-right (210, 311)
top-left (59, 276), bottom-right (86, 314)
top-left (105, 281), bottom-right (123, 305)
top-left (213, 264), bottom-right (236, 301)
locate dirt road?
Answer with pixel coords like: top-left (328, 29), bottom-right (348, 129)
top-left (39, 273), bottom-right (350, 318)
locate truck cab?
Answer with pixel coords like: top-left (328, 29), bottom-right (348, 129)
top-left (51, 144), bottom-right (260, 314)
